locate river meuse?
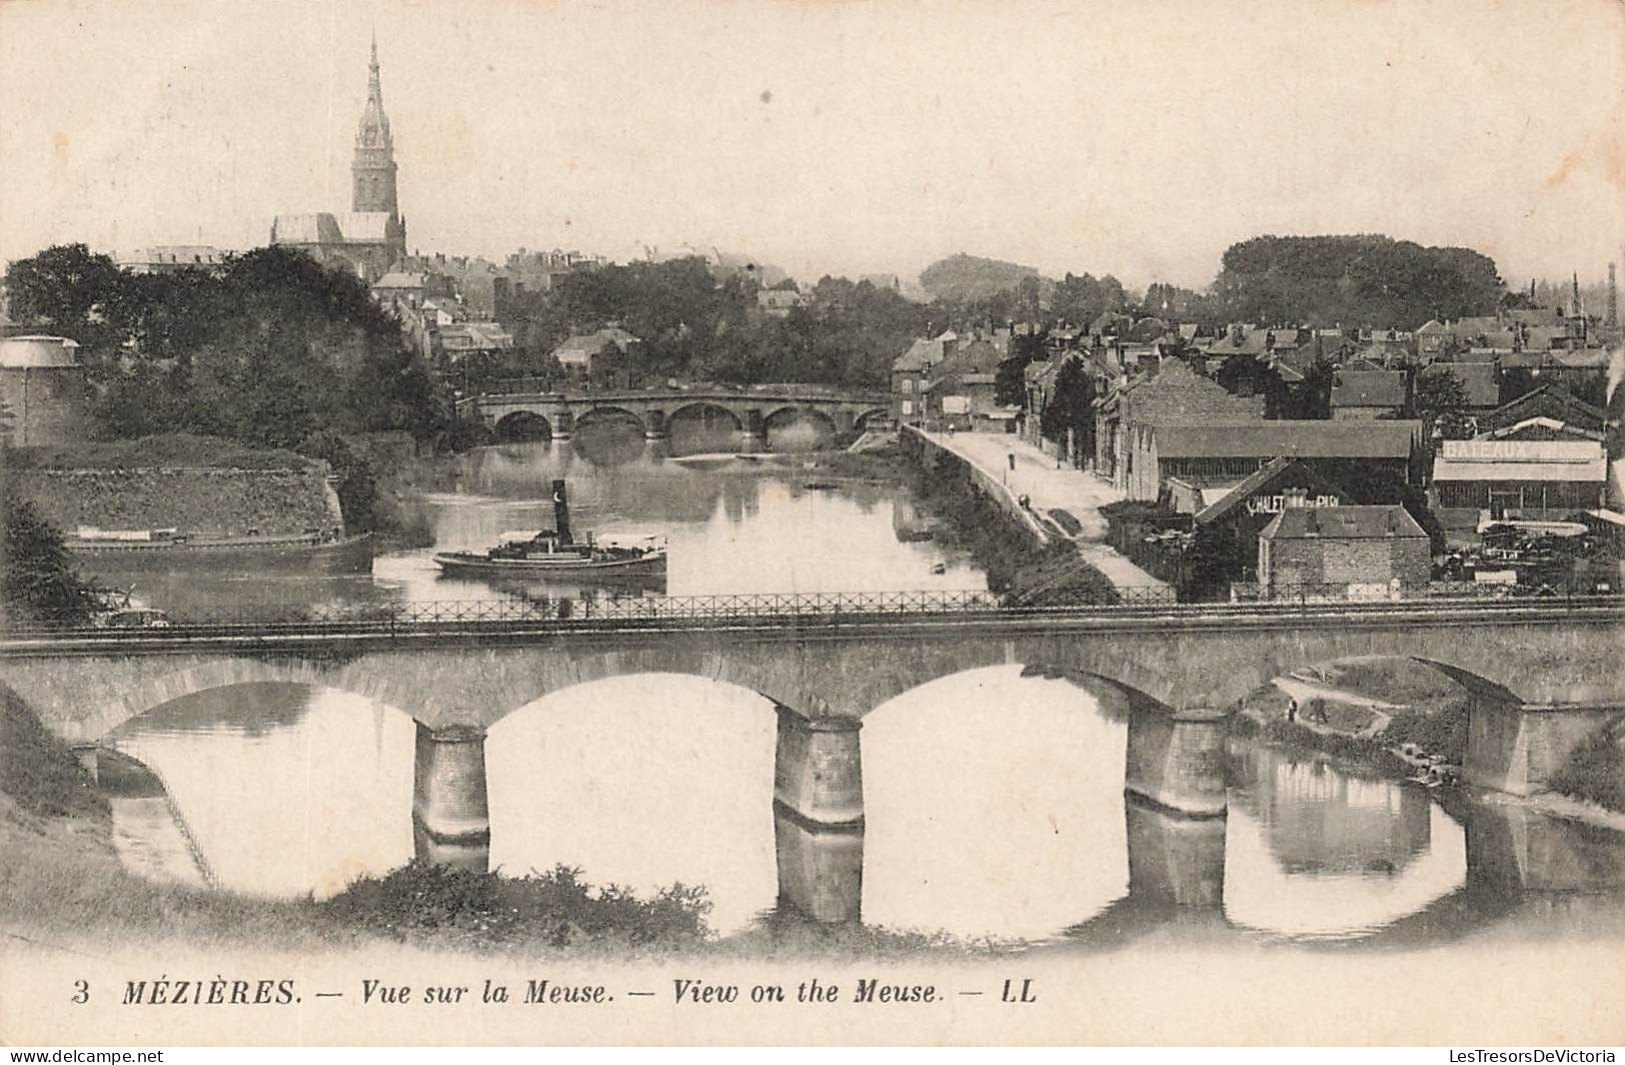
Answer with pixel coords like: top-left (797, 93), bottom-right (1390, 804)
top-left (90, 431), bottom-right (1625, 949)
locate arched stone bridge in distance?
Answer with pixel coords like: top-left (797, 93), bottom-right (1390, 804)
top-left (465, 385), bottom-right (893, 443)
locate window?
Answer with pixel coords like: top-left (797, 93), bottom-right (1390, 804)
top-left (901, 400), bottom-right (914, 415)
top-left (900, 378), bottom-right (914, 394)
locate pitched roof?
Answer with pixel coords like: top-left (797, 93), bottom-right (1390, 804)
top-left (270, 212), bottom-right (344, 244)
top-left (1153, 420), bottom-right (1420, 460)
top-left (0, 335), bottom-right (80, 368)
top-left (1260, 505), bottom-right (1426, 541)
top-left (1330, 369), bottom-right (1406, 409)
top-left (1482, 383), bottom-right (1606, 432)
top-left (553, 327), bottom-right (639, 360)
top-left (1119, 360), bottom-right (1264, 426)
top-left (335, 211), bottom-right (394, 242)
top-left (893, 337), bottom-right (945, 372)
top-left (1480, 416), bottom-right (1603, 442)
top-left (1419, 361), bottom-right (1498, 407)
top-left (1194, 457), bottom-right (1351, 525)
top-left (372, 271), bottom-right (426, 289)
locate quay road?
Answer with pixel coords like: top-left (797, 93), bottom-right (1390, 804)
top-left (909, 428), bottom-right (1167, 593)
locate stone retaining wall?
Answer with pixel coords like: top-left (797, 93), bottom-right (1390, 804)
top-left (11, 465), bottom-right (345, 538)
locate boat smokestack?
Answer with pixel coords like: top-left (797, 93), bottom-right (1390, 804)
top-left (551, 480), bottom-right (572, 545)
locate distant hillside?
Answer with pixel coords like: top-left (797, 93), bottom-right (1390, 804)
top-left (919, 254), bottom-right (1051, 304)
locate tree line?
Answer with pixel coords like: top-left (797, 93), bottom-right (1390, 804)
top-left (4, 243), bottom-right (446, 533)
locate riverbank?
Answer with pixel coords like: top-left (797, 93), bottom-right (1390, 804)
top-left (1234, 674), bottom-right (1625, 832)
top-left (906, 435), bottom-right (1120, 604)
top-left (0, 689), bottom-right (989, 959)
top-left (902, 428), bottom-right (1168, 598)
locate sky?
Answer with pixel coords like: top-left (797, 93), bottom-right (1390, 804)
top-left (2, 0), bottom-right (1622, 292)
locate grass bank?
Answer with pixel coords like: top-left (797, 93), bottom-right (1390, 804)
top-left (1549, 729), bottom-right (1625, 813)
top-left (913, 456), bottom-right (1118, 605)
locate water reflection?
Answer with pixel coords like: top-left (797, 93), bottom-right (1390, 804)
top-left (1222, 746), bottom-right (1466, 940)
top-left (773, 807), bottom-right (864, 924)
top-left (484, 675), bottom-right (779, 936)
top-left (97, 669), bottom-right (1625, 951)
top-left (90, 437), bottom-right (983, 621)
top-left (108, 683), bottom-right (416, 900)
top-left (861, 667), bottom-right (1132, 941)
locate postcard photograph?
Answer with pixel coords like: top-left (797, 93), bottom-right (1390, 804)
top-left (1, 0), bottom-right (1623, 1050)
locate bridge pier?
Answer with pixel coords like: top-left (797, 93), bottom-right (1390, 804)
top-left (737, 408), bottom-right (767, 451)
top-left (1123, 707), bottom-right (1229, 818)
top-left (412, 723), bottom-right (491, 871)
top-left (644, 409), bottom-right (667, 440)
top-left (552, 412), bottom-right (574, 442)
top-left (1124, 793), bottom-right (1227, 907)
top-left (773, 804), bottom-right (863, 923)
top-left (773, 705), bottom-right (864, 827)
top-left (1464, 700), bottom-right (1624, 797)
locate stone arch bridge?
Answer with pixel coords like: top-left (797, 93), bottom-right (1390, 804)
top-left (6, 604), bottom-right (1620, 808)
top-left (467, 386), bottom-right (892, 443)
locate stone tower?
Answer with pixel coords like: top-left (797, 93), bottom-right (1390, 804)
top-left (352, 34), bottom-right (402, 220)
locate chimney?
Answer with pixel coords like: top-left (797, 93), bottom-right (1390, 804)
top-left (1608, 262), bottom-right (1618, 328)
top-left (551, 480), bottom-right (573, 545)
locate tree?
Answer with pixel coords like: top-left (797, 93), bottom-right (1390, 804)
top-left (298, 430), bottom-right (378, 533)
top-left (1039, 359), bottom-right (1097, 462)
top-left (1, 497), bottom-right (100, 626)
top-left (1414, 369), bottom-right (1474, 441)
top-left (1217, 356), bottom-right (1290, 417)
top-left (2, 244), bottom-right (125, 353)
top-left (1213, 235), bottom-right (1504, 329)
top-left (993, 356), bottom-right (1031, 409)
top-left (1283, 359), bottom-right (1335, 420)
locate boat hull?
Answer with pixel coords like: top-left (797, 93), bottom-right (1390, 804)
top-left (432, 550), bottom-right (667, 581)
top-left (69, 533), bottom-right (375, 574)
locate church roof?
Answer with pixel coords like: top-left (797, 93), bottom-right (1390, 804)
top-left (372, 271), bottom-right (426, 290)
top-left (335, 212), bottom-right (394, 242)
top-left (271, 213), bottom-right (345, 245)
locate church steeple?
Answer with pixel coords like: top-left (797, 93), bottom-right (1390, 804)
top-left (352, 33), bottom-right (398, 217)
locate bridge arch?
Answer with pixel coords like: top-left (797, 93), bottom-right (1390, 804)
top-left (493, 410), bottom-right (552, 442)
top-left (572, 406), bottom-right (646, 435)
top-left (667, 402), bottom-right (744, 433)
top-left (763, 406), bottom-right (839, 449)
top-left (1, 656), bottom-right (443, 746)
top-left (853, 407), bottom-right (892, 432)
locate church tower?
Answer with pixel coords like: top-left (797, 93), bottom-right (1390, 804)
top-left (352, 34), bottom-right (405, 259)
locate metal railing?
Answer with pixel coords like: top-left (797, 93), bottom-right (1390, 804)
top-left (4, 583), bottom-right (1620, 640)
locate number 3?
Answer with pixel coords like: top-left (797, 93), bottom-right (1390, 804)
top-left (72, 980), bottom-right (89, 1004)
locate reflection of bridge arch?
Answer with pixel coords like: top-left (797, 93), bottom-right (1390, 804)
top-left (667, 402), bottom-right (744, 432)
top-left (572, 406), bottom-right (646, 435)
top-left (494, 410), bottom-right (552, 442)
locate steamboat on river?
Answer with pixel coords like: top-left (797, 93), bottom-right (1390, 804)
top-left (432, 479), bottom-right (668, 582)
